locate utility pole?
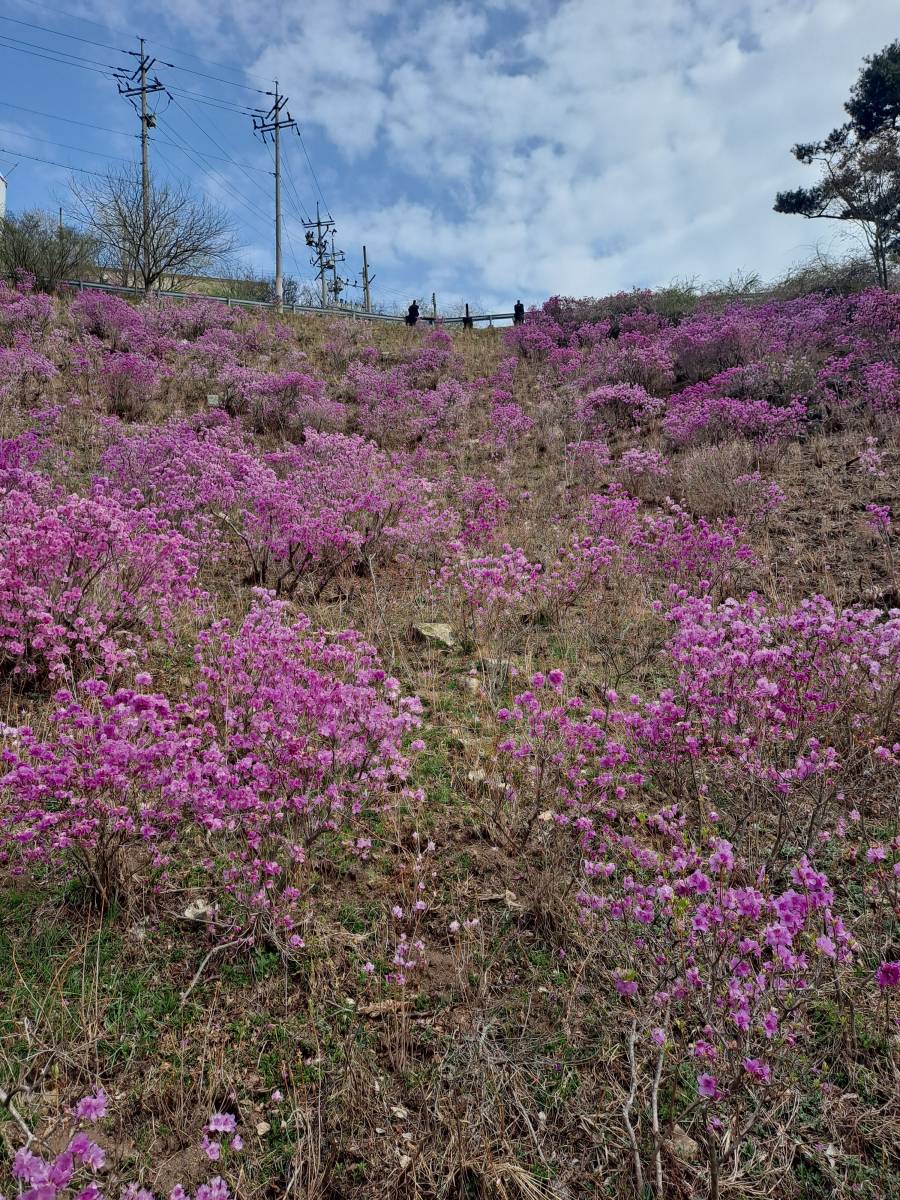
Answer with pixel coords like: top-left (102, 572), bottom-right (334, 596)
top-left (303, 202), bottom-right (336, 307)
top-left (362, 245), bottom-right (373, 313)
top-left (115, 39), bottom-right (164, 293)
top-left (432, 292), bottom-right (437, 321)
top-left (139, 39), bottom-right (150, 287)
top-left (252, 83), bottom-right (296, 312)
top-left (328, 231), bottom-right (346, 305)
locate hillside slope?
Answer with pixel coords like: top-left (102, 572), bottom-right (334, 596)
top-left (1, 278), bottom-right (898, 1200)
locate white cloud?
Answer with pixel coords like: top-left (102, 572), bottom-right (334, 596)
top-left (77, 0), bottom-right (900, 302)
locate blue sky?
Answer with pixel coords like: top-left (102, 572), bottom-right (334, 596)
top-left (1, 0), bottom-right (898, 311)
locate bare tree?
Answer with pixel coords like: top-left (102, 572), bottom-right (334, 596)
top-left (71, 168), bottom-right (236, 296)
top-left (0, 209), bottom-right (100, 292)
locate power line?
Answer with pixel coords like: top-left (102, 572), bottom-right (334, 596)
top-left (0, 122), bottom-right (135, 163)
top-left (0, 13), bottom-right (123, 53)
top-left (159, 60), bottom-right (268, 96)
top-left (154, 121), bottom-right (273, 239)
top-left (0, 12), bottom-right (267, 98)
top-left (281, 139), bottom-right (313, 224)
top-left (0, 30), bottom-right (121, 69)
top-left (12, 0), bottom-right (273, 85)
top-left (153, 134), bottom-right (270, 173)
top-left (151, 140), bottom-right (271, 243)
top-left (169, 95), bottom-right (272, 203)
top-left (0, 144), bottom-right (106, 175)
top-left (266, 140), bottom-right (306, 277)
top-left (296, 128), bottom-right (332, 220)
top-left (0, 98), bottom-right (132, 138)
top-left (0, 34), bottom-right (118, 74)
top-left (163, 85), bottom-right (256, 116)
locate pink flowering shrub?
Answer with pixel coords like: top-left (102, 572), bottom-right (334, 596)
top-left (487, 401), bottom-right (533, 454)
top-left (628, 594), bottom-right (900, 849)
top-left (145, 296), bottom-right (240, 342)
top-left (70, 290), bottom-right (148, 351)
top-left (574, 487), bottom-right (755, 591)
top-left (663, 305), bottom-right (770, 382)
top-left (100, 351), bottom-right (160, 418)
top-left (663, 363), bottom-right (808, 446)
top-left (580, 332), bottom-right (676, 393)
top-left (576, 383), bottom-right (663, 432)
top-left (616, 448), bottom-right (671, 493)
top-left (3, 1090), bottom-right (236, 1200)
top-left (502, 312), bottom-right (564, 358)
top-left (0, 593), bottom-right (424, 941)
top-left (253, 432), bottom-right (449, 595)
top-left (98, 414), bottom-right (271, 561)
top-left (218, 364), bottom-right (340, 434)
top-left (185, 594), bottom-right (423, 948)
top-left (348, 359), bottom-right (474, 450)
top-left (565, 437), bottom-right (612, 486)
top-left (0, 276), bottom-right (55, 343)
top-left (576, 805), bottom-right (853, 1194)
top-left (454, 475), bottom-right (509, 547)
top-left (100, 420), bottom-right (449, 594)
top-left (0, 340), bottom-right (58, 401)
top-left (439, 542), bottom-right (545, 644)
top-left (0, 476), bottom-right (201, 685)
top-left (859, 436), bottom-right (887, 478)
top-left (0, 679), bottom-right (196, 900)
top-left (496, 589), bottom-right (900, 856)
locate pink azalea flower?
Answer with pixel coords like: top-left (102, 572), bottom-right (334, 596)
top-left (875, 960), bottom-right (900, 989)
top-left (206, 1112), bottom-right (237, 1134)
top-left (74, 1090), bottom-right (107, 1123)
top-left (697, 1073), bottom-right (719, 1099)
top-left (200, 1135), bottom-right (221, 1162)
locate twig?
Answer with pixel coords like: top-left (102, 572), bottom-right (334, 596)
top-left (650, 1002), bottom-right (670, 1199)
top-left (622, 1018), bottom-right (645, 1196)
top-left (179, 937), bottom-right (247, 1007)
top-left (0, 1085), bottom-right (35, 1147)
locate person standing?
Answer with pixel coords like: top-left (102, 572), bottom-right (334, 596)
top-left (406, 300), bottom-right (420, 326)
top-left (513, 299), bottom-right (525, 325)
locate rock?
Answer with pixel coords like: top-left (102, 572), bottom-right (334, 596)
top-left (413, 622), bottom-right (455, 648)
top-left (669, 1124), bottom-right (698, 1162)
top-left (255, 1121), bottom-right (271, 1136)
top-left (182, 898), bottom-right (214, 922)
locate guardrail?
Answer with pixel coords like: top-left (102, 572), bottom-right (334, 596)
top-left (62, 280), bottom-right (515, 327)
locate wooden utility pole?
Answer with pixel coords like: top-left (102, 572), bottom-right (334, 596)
top-left (431, 292), bottom-right (437, 321)
top-left (362, 245), bottom-right (373, 312)
top-left (252, 83), bottom-right (296, 312)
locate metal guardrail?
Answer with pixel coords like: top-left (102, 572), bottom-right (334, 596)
top-left (62, 280), bottom-right (516, 327)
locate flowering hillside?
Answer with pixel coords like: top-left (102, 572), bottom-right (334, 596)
top-left (0, 273), bottom-right (897, 1200)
